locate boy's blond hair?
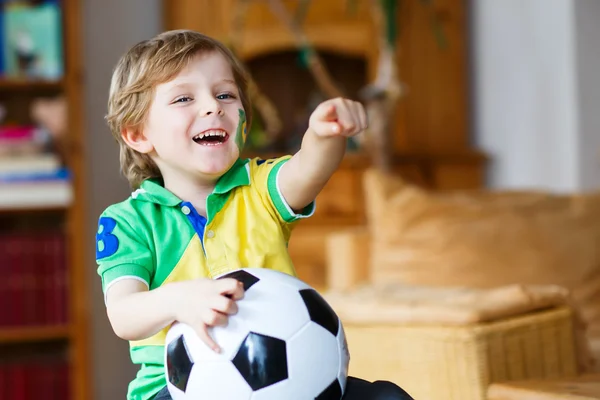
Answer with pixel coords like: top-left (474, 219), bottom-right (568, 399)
top-left (106, 30), bottom-right (253, 188)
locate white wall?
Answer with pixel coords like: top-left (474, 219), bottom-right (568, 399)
top-left (472, 0), bottom-right (582, 192)
top-left (83, 1), bottom-right (162, 399)
top-left (574, 0), bottom-right (600, 190)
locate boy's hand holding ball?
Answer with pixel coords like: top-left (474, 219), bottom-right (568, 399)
top-left (172, 278), bottom-right (244, 353)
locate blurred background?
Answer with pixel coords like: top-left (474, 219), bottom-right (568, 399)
top-left (0, 0), bottom-right (599, 399)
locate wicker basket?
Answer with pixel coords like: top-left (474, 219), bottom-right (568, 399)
top-left (488, 373), bottom-right (600, 399)
top-left (343, 307), bottom-right (578, 400)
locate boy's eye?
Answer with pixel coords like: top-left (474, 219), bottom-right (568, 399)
top-left (217, 93), bottom-right (235, 100)
top-left (173, 96), bottom-right (192, 104)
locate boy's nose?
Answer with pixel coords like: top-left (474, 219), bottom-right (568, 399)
top-left (205, 109), bottom-right (224, 116)
top-left (200, 98), bottom-right (224, 117)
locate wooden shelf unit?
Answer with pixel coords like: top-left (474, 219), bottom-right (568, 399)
top-left (0, 79), bottom-right (63, 91)
top-left (0, 325), bottom-right (71, 344)
top-left (0, 0), bottom-right (90, 399)
top-left (0, 205), bottom-right (69, 214)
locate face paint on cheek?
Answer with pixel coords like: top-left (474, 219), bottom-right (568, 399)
top-left (234, 109), bottom-right (248, 151)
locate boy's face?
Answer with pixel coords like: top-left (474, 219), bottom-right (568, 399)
top-left (133, 50), bottom-right (245, 183)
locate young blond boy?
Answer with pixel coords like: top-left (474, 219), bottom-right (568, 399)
top-left (97, 30), bottom-right (413, 400)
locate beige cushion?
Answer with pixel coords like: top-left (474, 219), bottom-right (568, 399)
top-left (363, 168), bottom-right (600, 338)
top-left (326, 283), bottom-right (569, 325)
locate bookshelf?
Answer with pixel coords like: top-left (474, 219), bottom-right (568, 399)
top-left (0, 0), bottom-right (90, 399)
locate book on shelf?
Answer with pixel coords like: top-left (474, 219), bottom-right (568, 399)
top-left (0, 158), bottom-right (72, 210)
top-left (1, 1), bottom-right (63, 80)
top-left (0, 175), bottom-right (72, 210)
top-left (0, 124), bottom-right (72, 210)
top-left (0, 231), bottom-right (68, 327)
top-left (0, 358), bottom-right (69, 399)
top-left (0, 153), bottom-right (60, 175)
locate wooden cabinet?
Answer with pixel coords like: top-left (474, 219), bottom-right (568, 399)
top-left (163, 0), bottom-right (486, 288)
top-left (164, 1), bottom-right (376, 62)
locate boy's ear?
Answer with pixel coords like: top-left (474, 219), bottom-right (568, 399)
top-left (121, 127), bottom-right (154, 154)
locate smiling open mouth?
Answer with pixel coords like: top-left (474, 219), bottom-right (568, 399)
top-left (192, 130), bottom-right (229, 146)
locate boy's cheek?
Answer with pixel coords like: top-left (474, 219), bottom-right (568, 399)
top-left (234, 108), bottom-right (248, 150)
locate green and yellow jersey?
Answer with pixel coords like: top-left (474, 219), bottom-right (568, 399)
top-left (95, 156), bottom-right (314, 400)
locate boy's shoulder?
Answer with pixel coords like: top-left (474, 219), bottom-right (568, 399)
top-left (100, 179), bottom-right (180, 217)
top-left (247, 155), bottom-right (291, 168)
top-left (101, 193), bottom-right (138, 216)
top-left (99, 188), bottom-right (155, 224)
top-left (245, 155), bottom-right (291, 183)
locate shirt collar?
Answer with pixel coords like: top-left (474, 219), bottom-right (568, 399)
top-left (133, 158), bottom-right (250, 206)
top-left (213, 158), bottom-right (250, 194)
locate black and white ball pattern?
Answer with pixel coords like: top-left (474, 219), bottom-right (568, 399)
top-left (165, 268), bottom-right (350, 400)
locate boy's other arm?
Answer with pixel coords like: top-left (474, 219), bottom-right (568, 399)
top-left (105, 279), bottom-right (178, 341)
top-left (278, 98), bottom-right (367, 211)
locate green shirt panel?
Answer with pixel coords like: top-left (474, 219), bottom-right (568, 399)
top-left (96, 199), bottom-right (198, 293)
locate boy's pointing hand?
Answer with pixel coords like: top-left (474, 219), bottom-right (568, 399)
top-left (309, 97), bottom-right (368, 138)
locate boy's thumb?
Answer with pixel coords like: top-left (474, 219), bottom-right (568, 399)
top-left (317, 103), bottom-right (338, 122)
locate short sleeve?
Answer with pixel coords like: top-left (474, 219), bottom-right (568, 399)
top-left (250, 156), bottom-right (316, 224)
top-left (95, 205), bottom-right (154, 296)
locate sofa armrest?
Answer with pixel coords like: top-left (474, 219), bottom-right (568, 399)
top-left (325, 227), bottom-right (371, 291)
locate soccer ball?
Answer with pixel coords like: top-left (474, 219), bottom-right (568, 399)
top-left (164, 268), bottom-right (350, 400)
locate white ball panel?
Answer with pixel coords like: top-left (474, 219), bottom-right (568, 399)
top-left (209, 313), bottom-right (252, 361)
top-left (168, 318), bottom-right (250, 363)
top-left (250, 380), bottom-right (303, 400)
top-left (184, 361), bottom-right (253, 400)
top-left (237, 279), bottom-right (310, 340)
top-left (286, 322), bottom-right (340, 398)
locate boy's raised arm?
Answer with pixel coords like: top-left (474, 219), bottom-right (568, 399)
top-left (278, 98), bottom-right (368, 211)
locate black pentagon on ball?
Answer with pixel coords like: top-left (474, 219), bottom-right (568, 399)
top-left (166, 334), bottom-right (194, 392)
top-left (217, 270), bottom-right (260, 291)
top-left (299, 289), bottom-right (339, 336)
top-left (316, 379), bottom-right (343, 400)
top-left (232, 332), bottom-right (288, 391)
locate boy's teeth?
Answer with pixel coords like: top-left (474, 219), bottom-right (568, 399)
top-left (195, 130), bottom-right (226, 140)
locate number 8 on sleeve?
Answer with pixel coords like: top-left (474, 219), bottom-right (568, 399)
top-left (96, 216), bottom-right (120, 259)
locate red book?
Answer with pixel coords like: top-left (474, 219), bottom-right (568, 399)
top-left (62, 360), bottom-right (71, 400)
top-left (32, 235), bottom-right (44, 325)
top-left (43, 361), bottom-right (55, 400)
top-left (51, 234), bottom-right (60, 325)
top-left (0, 238), bottom-right (8, 326)
top-left (27, 362), bottom-right (39, 400)
top-left (57, 233), bottom-right (68, 324)
top-left (0, 363), bottom-right (6, 400)
top-left (9, 236), bottom-right (22, 326)
top-left (42, 234), bottom-right (53, 325)
top-left (24, 236), bottom-right (36, 326)
top-left (11, 363), bottom-right (27, 400)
